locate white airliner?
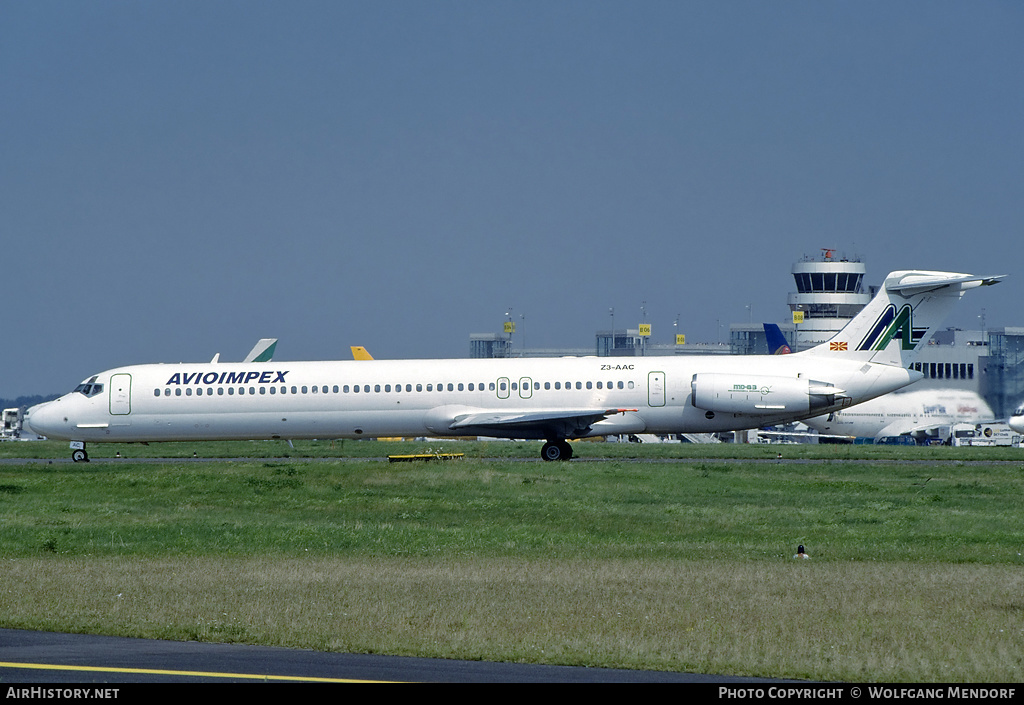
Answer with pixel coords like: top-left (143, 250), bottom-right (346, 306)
top-left (801, 388), bottom-right (995, 443)
top-left (1009, 404), bottom-right (1024, 434)
top-left (24, 270), bottom-right (1002, 462)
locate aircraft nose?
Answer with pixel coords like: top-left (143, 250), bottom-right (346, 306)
top-left (23, 401), bottom-right (62, 438)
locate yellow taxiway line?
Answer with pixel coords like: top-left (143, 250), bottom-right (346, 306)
top-left (0, 660), bottom-right (399, 683)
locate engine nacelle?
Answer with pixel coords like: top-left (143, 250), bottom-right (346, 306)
top-left (691, 374), bottom-right (838, 415)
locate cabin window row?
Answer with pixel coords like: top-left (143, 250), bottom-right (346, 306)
top-left (152, 379), bottom-right (636, 398)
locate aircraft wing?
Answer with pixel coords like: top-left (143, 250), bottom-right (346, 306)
top-left (447, 408), bottom-right (641, 439)
top-left (874, 419), bottom-right (952, 440)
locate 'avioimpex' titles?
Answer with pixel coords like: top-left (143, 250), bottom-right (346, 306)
top-left (165, 371), bottom-right (290, 386)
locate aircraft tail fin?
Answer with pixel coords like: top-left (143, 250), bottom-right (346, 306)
top-left (799, 271), bottom-right (1004, 366)
top-left (763, 323), bottom-right (792, 355)
top-left (244, 338), bottom-right (278, 363)
top-left (351, 346), bottom-right (374, 360)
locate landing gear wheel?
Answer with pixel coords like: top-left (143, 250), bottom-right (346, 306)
top-left (71, 449), bottom-right (89, 463)
top-left (541, 440), bottom-right (573, 462)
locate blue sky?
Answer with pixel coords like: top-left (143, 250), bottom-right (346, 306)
top-left (3, 1), bottom-right (1021, 398)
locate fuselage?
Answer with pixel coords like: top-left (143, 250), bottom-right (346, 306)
top-left (26, 354), bottom-right (920, 445)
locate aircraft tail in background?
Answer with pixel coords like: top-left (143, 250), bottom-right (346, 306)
top-left (244, 339), bottom-right (278, 363)
top-left (763, 323), bottom-right (791, 355)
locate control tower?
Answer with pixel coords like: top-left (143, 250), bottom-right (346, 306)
top-left (787, 249), bottom-right (872, 349)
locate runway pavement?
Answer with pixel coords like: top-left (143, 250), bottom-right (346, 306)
top-left (0, 629), bottom-right (789, 683)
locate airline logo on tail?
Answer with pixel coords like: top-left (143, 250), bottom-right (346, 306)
top-left (857, 304), bottom-right (926, 351)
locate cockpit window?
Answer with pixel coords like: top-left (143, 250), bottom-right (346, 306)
top-left (1014, 405), bottom-right (1024, 417)
top-left (74, 376), bottom-right (104, 398)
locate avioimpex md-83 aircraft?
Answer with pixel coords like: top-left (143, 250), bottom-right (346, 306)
top-left (25, 269), bottom-right (1003, 462)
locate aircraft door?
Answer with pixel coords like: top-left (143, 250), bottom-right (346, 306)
top-left (109, 373), bottom-right (132, 415)
top-left (648, 371), bottom-right (666, 407)
top-left (519, 377), bottom-right (533, 399)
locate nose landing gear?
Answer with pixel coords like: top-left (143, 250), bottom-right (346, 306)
top-left (70, 442), bottom-right (89, 463)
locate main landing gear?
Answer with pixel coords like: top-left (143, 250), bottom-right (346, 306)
top-left (541, 439), bottom-right (573, 462)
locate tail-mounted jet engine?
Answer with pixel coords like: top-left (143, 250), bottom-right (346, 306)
top-left (691, 374), bottom-right (843, 415)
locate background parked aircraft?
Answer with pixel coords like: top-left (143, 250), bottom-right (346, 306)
top-left (1009, 404), bottom-right (1024, 434)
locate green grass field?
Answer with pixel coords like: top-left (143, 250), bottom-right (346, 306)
top-left (1, 439), bottom-right (1021, 681)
